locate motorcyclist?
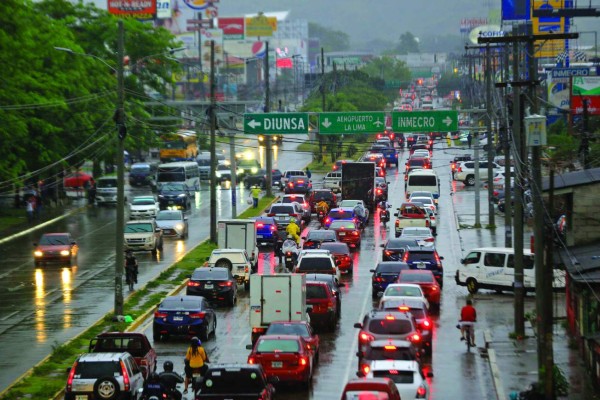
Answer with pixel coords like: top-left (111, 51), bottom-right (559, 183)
top-left (285, 218), bottom-right (301, 244)
top-left (142, 372), bottom-right (167, 399)
top-left (316, 199), bottom-right (329, 216)
top-left (274, 228), bottom-right (288, 265)
top-left (282, 234), bottom-right (300, 270)
top-left (159, 361), bottom-right (184, 400)
top-left (378, 200), bottom-right (391, 222)
top-left (459, 298), bottom-right (477, 345)
top-left (353, 202), bottom-right (367, 228)
top-left (125, 250), bottom-right (138, 285)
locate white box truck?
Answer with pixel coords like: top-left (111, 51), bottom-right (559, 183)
top-left (217, 219), bottom-right (259, 271)
top-left (249, 274), bottom-right (307, 343)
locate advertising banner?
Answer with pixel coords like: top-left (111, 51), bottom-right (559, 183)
top-left (547, 75), bottom-right (570, 111)
top-left (532, 0), bottom-right (565, 58)
top-left (108, 0), bottom-right (156, 19)
top-left (502, 0), bottom-right (531, 20)
top-left (218, 17), bottom-right (244, 40)
top-left (245, 15), bottom-right (277, 37)
top-left (571, 77), bottom-right (600, 115)
top-left (156, 0), bottom-right (171, 19)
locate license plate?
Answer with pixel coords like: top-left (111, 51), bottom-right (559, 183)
top-left (257, 235), bottom-right (263, 238)
top-left (173, 316), bottom-right (183, 321)
top-left (168, 201), bottom-right (174, 204)
top-left (338, 232), bottom-right (346, 236)
top-left (271, 361), bottom-right (283, 368)
top-left (285, 257), bottom-right (293, 262)
top-left (204, 284), bottom-right (213, 289)
top-left (76, 396), bottom-right (88, 400)
top-left (417, 263), bottom-right (426, 269)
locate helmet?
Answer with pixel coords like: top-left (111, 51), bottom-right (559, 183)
top-left (163, 361), bottom-right (173, 372)
top-left (287, 234), bottom-right (293, 239)
top-left (191, 336), bottom-right (200, 346)
top-left (149, 372), bottom-right (160, 382)
top-left (290, 218), bottom-right (296, 223)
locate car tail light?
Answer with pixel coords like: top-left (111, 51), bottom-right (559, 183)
top-left (376, 189), bottom-right (382, 195)
top-left (361, 364), bottom-right (371, 375)
top-left (384, 250), bottom-right (392, 256)
top-left (298, 180), bottom-right (304, 184)
top-left (359, 331), bottom-right (374, 343)
top-left (66, 361), bottom-right (77, 392)
top-left (252, 327), bottom-right (266, 334)
top-left (421, 319), bottom-right (432, 329)
top-left (395, 220), bottom-right (399, 227)
top-left (385, 314), bottom-right (396, 320)
top-left (218, 281), bottom-right (233, 287)
top-left (458, 167), bottom-right (463, 172)
top-left (410, 333), bottom-right (422, 343)
top-left (402, 252), bottom-right (409, 262)
top-left (248, 356), bottom-right (256, 364)
top-left (416, 385), bottom-right (427, 398)
top-left (325, 217), bottom-right (330, 224)
top-left (434, 253), bottom-right (442, 265)
top-left (425, 220), bottom-right (430, 227)
top-left (187, 281), bottom-right (201, 287)
top-left (256, 223), bottom-right (264, 228)
top-left (154, 311), bottom-right (168, 318)
top-left (270, 225), bottom-right (276, 231)
top-left (120, 360), bottom-right (130, 391)
top-left (190, 312), bottom-right (206, 319)
top-left (425, 237), bottom-right (435, 242)
top-left (352, 230), bottom-right (359, 236)
top-left (384, 345), bottom-right (397, 350)
top-left (398, 306), bottom-right (410, 312)
top-left (299, 356), bottom-right (308, 366)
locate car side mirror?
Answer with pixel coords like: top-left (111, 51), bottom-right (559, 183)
top-left (426, 371), bottom-right (434, 378)
top-left (71, 241), bottom-right (76, 245)
top-left (301, 236), bottom-right (306, 240)
top-left (377, 292), bottom-right (383, 298)
top-left (439, 256), bottom-right (444, 260)
top-left (394, 213), bottom-right (398, 217)
top-left (353, 322), bottom-right (362, 329)
top-left (66, 367), bottom-right (71, 373)
top-left (335, 259), bottom-right (341, 266)
top-left (245, 344), bottom-right (253, 350)
top-left (379, 244), bottom-right (385, 248)
top-left (306, 306), bottom-right (313, 313)
top-left (337, 282), bottom-right (345, 287)
top-left (370, 269), bottom-right (376, 273)
top-left (155, 228), bottom-right (161, 233)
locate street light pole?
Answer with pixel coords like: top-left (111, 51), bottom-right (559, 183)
top-left (115, 20), bottom-right (126, 317)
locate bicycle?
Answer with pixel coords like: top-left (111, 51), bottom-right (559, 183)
top-left (459, 322), bottom-right (475, 352)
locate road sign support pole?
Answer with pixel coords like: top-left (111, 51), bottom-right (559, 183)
top-left (474, 116), bottom-right (481, 228)
top-left (485, 44), bottom-right (495, 228)
top-left (209, 40), bottom-right (217, 243)
top-left (264, 41), bottom-right (273, 198)
top-left (319, 47), bottom-right (325, 164)
top-left (229, 116), bottom-right (237, 219)
top-left (115, 20), bottom-right (125, 317)
top-left (503, 45), bottom-right (512, 248)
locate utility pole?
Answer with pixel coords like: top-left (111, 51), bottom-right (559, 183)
top-left (264, 41), bottom-right (273, 197)
top-left (485, 44), bottom-right (495, 227)
top-left (229, 115), bottom-right (237, 218)
top-left (581, 98), bottom-right (591, 169)
top-left (474, 117), bottom-right (481, 228)
top-left (544, 168), bottom-right (556, 399)
top-left (503, 45), bottom-right (512, 248)
top-left (209, 38), bottom-right (217, 243)
top-left (115, 20), bottom-right (125, 316)
top-left (319, 47), bottom-right (325, 163)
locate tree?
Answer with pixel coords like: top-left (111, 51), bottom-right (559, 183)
top-left (308, 22), bottom-right (350, 52)
top-left (396, 32), bottom-right (420, 54)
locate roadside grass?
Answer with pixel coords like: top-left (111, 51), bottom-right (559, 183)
top-left (0, 208), bottom-right (26, 232)
top-left (2, 199), bottom-right (275, 400)
top-left (298, 140), bottom-right (373, 172)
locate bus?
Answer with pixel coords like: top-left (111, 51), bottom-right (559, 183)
top-left (156, 161), bottom-right (200, 191)
top-left (159, 130), bottom-right (198, 163)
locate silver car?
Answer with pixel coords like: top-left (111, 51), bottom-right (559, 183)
top-left (155, 210), bottom-right (188, 239)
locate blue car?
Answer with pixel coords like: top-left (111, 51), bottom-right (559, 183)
top-left (323, 207), bottom-right (358, 229)
top-left (254, 216), bottom-right (278, 246)
top-left (153, 295), bottom-right (217, 341)
top-left (370, 261), bottom-right (410, 299)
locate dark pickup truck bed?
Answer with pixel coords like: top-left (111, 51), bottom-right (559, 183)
top-left (89, 332), bottom-right (157, 378)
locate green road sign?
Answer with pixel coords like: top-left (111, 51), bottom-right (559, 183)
top-left (391, 110), bottom-right (458, 132)
top-left (244, 113), bottom-right (309, 134)
top-left (319, 112), bottom-right (386, 134)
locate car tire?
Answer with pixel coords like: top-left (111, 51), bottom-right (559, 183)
top-left (93, 376), bottom-right (120, 400)
top-left (200, 323), bottom-right (209, 342)
top-left (228, 291), bottom-right (236, 307)
top-left (244, 280), bottom-right (250, 291)
top-left (215, 258), bottom-right (232, 270)
top-left (466, 278), bottom-right (479, 294)
top-left (151, 248), bottom-right (158, 258)
top-left (158, 239), bottom-right (163, 252)
top-left (466, 175), bottom-right (475, 186)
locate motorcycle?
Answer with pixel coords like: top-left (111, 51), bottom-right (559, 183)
top-left (378, 203), bottom-right (391, 226)
top-left (317, 210), bottom-right (326, 225)
top-left (281, 241), bottom-right (299, 271)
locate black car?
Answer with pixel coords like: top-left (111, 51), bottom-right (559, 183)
top-left (128, 162), bottom-right (157, 187)
top-left (403, 246), bottom-right (445, 287)
top-left (243, 168), bottom-right (282, 188)
top-left (305, 273), bottom-right (344, 315)
top-left (195, 364), bottom-right (277, 400)
top-left (354, 310), bottom-right (423, 353)
top-left (153, 295), bottom-right (217, 341)
top-left (186, 267), bottom-right (237, 307)
top-left (370, 261), bottom-right (410, 298)
top-left (379, 298), bottom-right (433, 355)
top-left (308, 189), bottom-right (337, 212)
top-left (237, 159), bottom-right (262, 178)
top-left (285, 175), bottom-right (312, 194)
top-left (397, 133), bottom-right (405, 148)
top-left (380, 238), bottom-right (420, 261)
top-left (157, 183), bottom-right (193, 210)
top-left (302, 229), bottom-right (337, 249)
top-left (356, 339), bottom-right (420, 376)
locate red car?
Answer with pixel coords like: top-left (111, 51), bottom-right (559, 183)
top-left (340, 378), bottom-right (401, 400)
top-left (247, 335), bottom-right (314, 386)
top-left (328, 220), bottom-right (361, 249)
top-left (319, 242), bottom-right (353, 274)
top-left (63, 171), bottom-right (93, 188)
top-left (33, 232), bottom-right (79, 266)
top-left (306, 281), bottom-right (338, 332)
top-left (397, 270), bottom-right (441, 307)
top-left (265, 321), bottom-right (320, 363)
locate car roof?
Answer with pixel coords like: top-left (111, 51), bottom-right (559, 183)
top-left (380, 297), bottom-right (428, 310)
top-left (78, 352), bottom-right (130, 362)
top-left (344, 377), bottom-right (399, 391)
top-left (211, 249), bottom-right (246, 254)
top-left (254, 216), bottom-right (276, 223)
top-left (369, 359), bottom-right (420, 372)
top-left (42, 232), bottom-right (70, 237)
top-left (126, 219), bottom-right (155, 224)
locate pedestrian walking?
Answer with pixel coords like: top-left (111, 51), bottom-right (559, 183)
top-left (26, 197), bottom-right (35, 223)
top-left (250, 185), bottom-right (261, 208)
top-left (305, 167), bottom-right (312, 179)
top-left (467, 132), bottom-right (473, 149)
top-left (35, 191), bottom-right (42, 219)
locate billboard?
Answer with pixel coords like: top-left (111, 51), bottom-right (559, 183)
top-left (502, 0), bottom-right (530, 20)
top-left (217, 17), bottom-right (244, 40)
top-left (245, 15), bottom-right (277, 37)
top-left (571, 77), bottom-right (600, 115)
top-left (547, 75), bottom-right (570, 112)
top-left (532, 0), bottom-right (565, 58)
top-left (108, 0), bottom-right (156, 19)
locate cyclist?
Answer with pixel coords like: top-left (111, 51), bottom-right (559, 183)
top-left (285, 218), bottom-right (301, 244)
top-left (459, 298), bottom-right (477, 345)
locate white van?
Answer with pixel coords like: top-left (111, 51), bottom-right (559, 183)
top-left (95, 176), bottom-right (118, 206)
top-left (405, 169), bottom-right (440, 202)
top-left (455, 247), bottom-right (566, 294)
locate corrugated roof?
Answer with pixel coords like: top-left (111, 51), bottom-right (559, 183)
top-left (543, 167), bottom-right (600, 191)
top-left (559, 243), bottom-right (600, 283)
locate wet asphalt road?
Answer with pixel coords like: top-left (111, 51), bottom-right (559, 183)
top-left (1, 135), bottom-right (538, 399)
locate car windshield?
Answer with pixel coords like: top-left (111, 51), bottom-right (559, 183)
top-left (256, 339), bottom-right (299, 353)
top-left (97, 179), bottom-right (117, 188)
top-left (131, 165), bottom-right (150, 173)
top-left (270, 205), bottom-right (294, 214)
top-left (192, 269), bottom-right (228, 280)
top-left (160, 298), bottom-right (201, 311)
top-left (386, 239), bottom-right (417, 250)
top-left (402, 229), bottom-right (431, 237)
top-left (320, 243), bottom-right (349, 254)
top-left (162, 183), bottom-right (185, 191)
top-left (307, 230), bottom-right (336, 241)
top-left (201, 368), bottom-right (266, 394)
top-left (368, 318), bottom-right (413, 334)
top-left (156, 211), bottom-right (181, 221)
top-left (298, 258), bottom-right (333, 271)
top-left (238, 160), bottom-right (260, 168)
top-left (411, 197), bottom-right (432, 206)
top-left (384, 286), bottom-right (422, 297)
top-left (132, 198), bottom-right (155, 205)
top-left (399, 272), bottom-right (435, 283)
top-left (74, 361), bottom-right (121, 379)
top-left (39, 235), bottom-right (70, 245)
top-left (409, 176), bottom-right (437, 186)
top-left (313, 191), bottom-right (333, 200)
top-left (408, 159), bottom-right (426, 167)
top-left (373, 370), bottom-right (414, 384)
top-left (266, 323), bottom-right (310, 337)
top-left (406, 251), bottom-right (436, 261)
top-left (339, 200), bottom-right (360, 208)
top-left (210, 252), bottom-right (245, 263)
top-left (307, 284), bottom-right (328, 299)
top-left (330, 221), bottom-right (357, 230)
top-left (376, 263), bottom-right (408, 273)
top-left (330, 210), bottom-right (353, 219)
top-left (124, 223), bottom-right (153, 233)
top-left (365, 347), bottom-right (416, 361)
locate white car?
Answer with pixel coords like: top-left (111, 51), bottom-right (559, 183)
top-left (278, 194), bottom-right (311, 223)
top-left (365, 360), bottom-right (430, 400)
top-left (408, 196), bottom-right (437, 215)
top-left (155, 210), bottom-right (188, 239)
top-left (339, 199), bottom-right (370, 221)
top-left (412, 149), bottom-right (431, 159)
top-left (129, 196), bottom-right (159, 219)
top-left (399, 227), bottom-right (435, 243)
top-left (454, 161), bottom-right (505, 186)
top-left (379, 283), bottom-right (429, 309)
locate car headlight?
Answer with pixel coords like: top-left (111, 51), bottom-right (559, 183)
top-left (60, 250), bottom-right (70, 256)
top-left (158, 195), bottom-right (165, 199)
top-left (178, 193), bottom-right (186, 198)
top-left (237, 168), bottom-right (244, 175)
top-left (34, 250), bottom-right (43, 257)
top-left (251, 167), bottom-right (258, 174)
top-left (175, 223), bottom-right (184, 230)
top-left (146, 237), bottom-right (152, 243)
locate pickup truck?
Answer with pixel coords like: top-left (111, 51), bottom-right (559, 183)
top-left (393, 202), bottom-right (431, 237)
top-left (206, 248), bottom-right (255, 290)
top-left (89, 332), bottom-right (157, 379)
top-left (323, 171), bottom-right (342, 193)
top-left (124, 219), bottom-right (163, 257)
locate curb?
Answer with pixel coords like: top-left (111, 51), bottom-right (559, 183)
top-left (484, 329), bottom-right (508, 400)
